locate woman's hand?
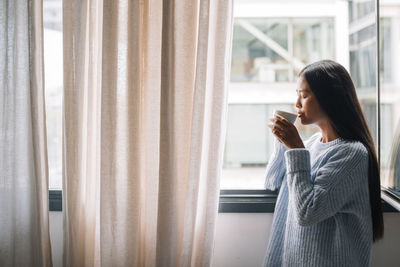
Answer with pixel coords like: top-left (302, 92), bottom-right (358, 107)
top-left (268, 114), bottom-right (305, 149)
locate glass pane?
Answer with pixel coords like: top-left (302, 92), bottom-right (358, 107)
top-left (379, 0), bottom-right (400, 196)
top-left (230, 17), bottom-right (335, 83)
top-left (349, 0), bottom-right (375, 23)
top-left (222, 0), bottom-right (377, 189)
top-left (43, 0), bottom-right (63, 190)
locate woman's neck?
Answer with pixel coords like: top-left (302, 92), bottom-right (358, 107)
top-left (317, 120), bottom-right (339, 143)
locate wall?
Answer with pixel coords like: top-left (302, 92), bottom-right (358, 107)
top-left (212, 213), bottom-right (400, 267)
top-left (49, 212), bottom-right (63, 267)
top-left (50, 212), bottom-right (400, 266)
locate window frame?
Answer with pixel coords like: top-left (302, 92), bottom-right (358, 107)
top-left (48, 0), bottom-right (399, 214)
top-left (216, 0), bottom-right (399, 214)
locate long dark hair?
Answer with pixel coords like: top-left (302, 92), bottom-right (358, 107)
top-left (299, 59), bottom-right (384, 242)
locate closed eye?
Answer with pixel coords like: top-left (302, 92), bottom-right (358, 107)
top-left (296, 89), bottom-right (309, 98)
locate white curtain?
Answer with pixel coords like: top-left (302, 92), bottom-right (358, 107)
top-left (0, 0), bottom-right (53, 266)
top-left (62, 0), bottom-right (233, 266)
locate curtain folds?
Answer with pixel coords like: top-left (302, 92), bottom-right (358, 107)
top-left (0, 0), bottom-right (53, 266)
top-left (63, 0), bottom-right (233, 266)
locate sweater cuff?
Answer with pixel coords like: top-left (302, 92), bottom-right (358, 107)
top-left (284, 149), bottom-right (310, 173)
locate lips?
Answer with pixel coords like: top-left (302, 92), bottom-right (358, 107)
top-left (298, 112), bottom-right (304, 117)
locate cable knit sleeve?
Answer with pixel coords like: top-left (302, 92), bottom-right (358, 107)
top-left (284, 142), bottom-right (369, 226)
top-left (264, 138), bottom-right (288, 191)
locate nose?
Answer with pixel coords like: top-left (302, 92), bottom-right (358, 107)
top-left (295, 95), bottom-right (302, 109)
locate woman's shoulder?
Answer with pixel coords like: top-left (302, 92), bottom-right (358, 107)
top-left (335, 139), bottom-right (369, 156)
top-left (325, 139), bottom-right (369, 169)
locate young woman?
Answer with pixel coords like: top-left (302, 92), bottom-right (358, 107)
top-left (262, 60), bottom-right (384, 267)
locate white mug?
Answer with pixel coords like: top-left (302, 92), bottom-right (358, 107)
top-left (273, 109), bottom-right (298, 124)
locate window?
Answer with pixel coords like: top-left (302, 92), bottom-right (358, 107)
top-left (348, 0), bottom-right (378, 155)
top-left (40, 0), bottom-right (400, 205)
top-left (220, 0), bottom-right (400, 212)
top-left (43, 0), bottom-right (63, 190)
top-left (379, 1), bottom-right (400, 198)
top-left (222, 0), bottom-right (391, 191)
top-left (221, 0), bottom-right (351, 189)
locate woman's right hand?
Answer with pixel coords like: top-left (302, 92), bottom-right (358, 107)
top-left (268, 114), bottom-right (305, 149)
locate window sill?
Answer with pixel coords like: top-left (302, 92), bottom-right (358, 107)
top-left (218, 189), bottom-right (278, 213)
top-left (49, 189), bottom-right (399, 212)
top-left (381, 188), bottom-right (400, 212)
top-left (218, 189), bottom-right (399, 213)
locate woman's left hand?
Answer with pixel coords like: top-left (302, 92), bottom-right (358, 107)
top-left (268, 114), bottom-right (305, 149)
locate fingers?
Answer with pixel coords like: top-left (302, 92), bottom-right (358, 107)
top-left (268, 122), bottom-right (284, 139)
top-left (274, 114), bottom-right (291, 126)
top-left (269, 117), bottom-right (286, 128)
top-left (269, 118), bottom-right (285, 131)
top-left (268, 123), bottom-right (281, 132)
top-left (268, 116), bottom-right (291, 142)
top-left (269, 114), bottom-right (293, 139)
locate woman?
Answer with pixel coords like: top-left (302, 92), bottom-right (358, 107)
top-left (263, 60), bottom-right (384, 267)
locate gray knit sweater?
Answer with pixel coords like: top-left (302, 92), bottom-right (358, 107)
top-left (262, 132), bottom-right (373, 267)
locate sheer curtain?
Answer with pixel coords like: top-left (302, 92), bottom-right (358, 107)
top-left (0, 0), bottom-right (53, 266)
top-left (63, 0), bottom-right (233, 266)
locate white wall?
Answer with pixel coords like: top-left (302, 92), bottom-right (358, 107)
top-left (212, 213), bottom-right (400, 267)
top-left (212, 213), bottom-right (273, 267)
top-left (49, 212), bottom-right (63, 267)
top-left (50, 211), bottom-right (400, 266)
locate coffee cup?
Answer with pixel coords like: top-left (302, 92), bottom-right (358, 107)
top-left (273, 109), bottom-right (298, 124)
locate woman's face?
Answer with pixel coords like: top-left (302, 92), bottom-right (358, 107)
top-left (295, 75), bottom-right (326, 125)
